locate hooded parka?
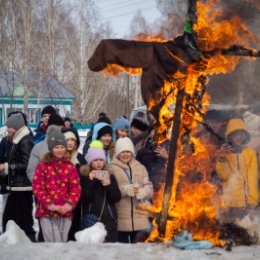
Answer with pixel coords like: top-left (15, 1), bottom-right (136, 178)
top-left (216, 119), bottom-right (259, 207)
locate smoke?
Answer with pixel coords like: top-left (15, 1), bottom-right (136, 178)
top-left (221, 0), bottom-right (260, 22)
top-left (207, 0), bottom-right (260, 107)
top-left (220, 0), bottom-right (260, 36)
top-left (154, 0), bottom-right (188, 38)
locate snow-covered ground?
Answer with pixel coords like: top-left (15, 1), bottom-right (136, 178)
top-left (1, 195), bottom-right (260, 260)
top-left (1, 220), bottom-right (260, 260)
top-left (0, 240), bottom-right (260, 260)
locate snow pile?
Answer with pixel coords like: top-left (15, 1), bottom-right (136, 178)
top-left (75, 222), bottom-right (107, 244)
top-left (0, 220), bottom-right (31, 246)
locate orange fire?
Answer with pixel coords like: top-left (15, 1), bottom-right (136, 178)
top-left (101, 64), bottom-right (142, 77)
top-left (101, 0), bottom-right (258, 245)
top-left (146, 0), bottom-right (258, 245)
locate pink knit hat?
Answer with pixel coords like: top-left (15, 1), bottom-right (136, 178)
top-left (85, 147), bottom-right (106, 165)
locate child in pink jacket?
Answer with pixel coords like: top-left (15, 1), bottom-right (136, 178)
top-left (32, 126), bottom-right (81, 242)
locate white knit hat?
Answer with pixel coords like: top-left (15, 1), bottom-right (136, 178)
top-left (64, 131), bottom-right (77, 141)
top-left (115, 137), bottom-right (135, 158)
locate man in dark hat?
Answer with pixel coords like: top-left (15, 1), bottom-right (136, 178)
top-left (33, 105), bottom-right (57, 144)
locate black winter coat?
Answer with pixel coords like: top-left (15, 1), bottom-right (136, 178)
top-left (136, 139), bottom-right (169, 192)
top-left (82, 175), bottom-right (121, 217)
top-left (0, 136), bottom-right (12, 190)
top-left (5, 127), bottom-right (34, 190)
top-left (81, 166), bottom-right (121, 242)
top-left (67, 152), bottom-right (87, 241)
top-left (0, 136), bottom-right (12, 164)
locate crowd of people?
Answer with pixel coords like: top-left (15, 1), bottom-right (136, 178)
top-left (0, 102), bottom-right (260, 243)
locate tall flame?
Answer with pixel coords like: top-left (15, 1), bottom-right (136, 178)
top-left (101, 0), bottom-right (258, 245)
top-left (145, 0), bottom-right (258, 245)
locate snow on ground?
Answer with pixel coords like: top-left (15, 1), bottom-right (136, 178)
top-left (0, 241), bottom-right (260, 260)
top-left (1, 195), bottom-right (260, 260)
top-left (0, 220), bottom-right (260, 260)
top-left (0, 195), bottom-right (39, 235)
top-left (0, 221), bottom-right (31, 245)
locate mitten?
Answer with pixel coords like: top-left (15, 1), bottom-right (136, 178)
top-left (136, 187), bottom-right (147, 200)
top-left (120, 184), bottom-right (135, 197)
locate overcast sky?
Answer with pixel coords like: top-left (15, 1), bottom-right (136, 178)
top-left (95, 0), bottom-right (162, 37)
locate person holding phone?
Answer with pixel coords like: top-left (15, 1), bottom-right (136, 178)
top-left (111, 137), bottom-right (153, 243)
top-left (216, 118), bottom-right (259, 214)
top-left (80, 140), bottom-right (121, 242)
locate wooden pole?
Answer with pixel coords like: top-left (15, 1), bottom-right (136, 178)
top-left (158, 87), bottom-right (185, 237)
top-left (126, 74), bottom-right (130, 118)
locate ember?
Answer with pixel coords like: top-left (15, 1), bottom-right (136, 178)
top-left (88, 0), bottom-right (260, 247)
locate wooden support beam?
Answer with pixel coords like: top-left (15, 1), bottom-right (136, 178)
top-left (158, 87), bottom-right (185, 237)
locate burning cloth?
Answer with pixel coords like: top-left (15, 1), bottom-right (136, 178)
top-left (88, 37), bottom-right (195, 104)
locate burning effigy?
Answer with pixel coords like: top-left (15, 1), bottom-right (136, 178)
top-left (88, 0), bottom-right (260, 249)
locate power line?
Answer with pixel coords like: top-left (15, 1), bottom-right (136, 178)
top-left (103, 2), bottom-right (154, 14)
top-left (101, 5), bottom-right (156, 20)
top-left (100, 0), bottom-right (149, 11)
top-left (96, 0), bottom-right (122, 3)
top-left (99, 0), bottom-right (141, 9)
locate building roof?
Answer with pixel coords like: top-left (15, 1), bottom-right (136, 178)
top-left (0, 71), bottom-right (75, 100)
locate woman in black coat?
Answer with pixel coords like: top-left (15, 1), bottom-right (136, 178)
top-left (0, 113), bottom-right (35, 241)
top-left (80, 161), bottom-right (121, 242)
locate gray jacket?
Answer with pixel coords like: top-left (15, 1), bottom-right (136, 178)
top-left (26, 138), bottom-right (48, 182)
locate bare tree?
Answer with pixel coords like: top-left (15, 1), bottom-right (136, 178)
top-left (155, 0), bottom-right (187, 39)
top-left (0, 0), bottom-right (133, 124)
top-left (130, 9), bottom-right (150, 37)
top-left (0, 0), bottom-right (34, 116)
top-left (60, 0), bottom-right (116, 123)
